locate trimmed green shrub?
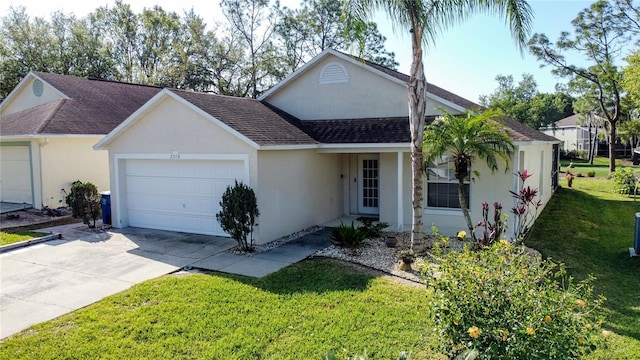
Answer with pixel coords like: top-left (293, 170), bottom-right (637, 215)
top-left (216, 181), bottom-right (260, 252)
top-left (425, 241), bottom-right (605, 359)
top-left (65, 181), bottom-right (101, 228)
top-left (330, 221), bottom-right (366, 248)
top-left (357, 217), bottom-right (389, 238)
top-left (610, 167), bottom-right (638, 195)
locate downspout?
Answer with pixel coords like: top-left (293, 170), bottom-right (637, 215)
top-left (38, 137), bottom-right (49, 209)
top-left (510, 147), bottom-right (521, 242)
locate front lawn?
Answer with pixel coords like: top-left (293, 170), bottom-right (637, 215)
top-left (528, 176), bottom-right (640, 358)
top-left (1, 176), bottom-right (639, 359)
top-left (560, 156), bottom-right (638, 178)
top-left (0, 231), bottom-right (48, 246)
top-left (0, 259), bottom-right (440, 359)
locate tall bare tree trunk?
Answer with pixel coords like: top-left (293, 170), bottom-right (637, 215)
top-left (458, 179), bottom-right (473, 234)
top-left (609, 121), bottom-right (617, 172)
top-left (409, 27), bottom-right (427, 251)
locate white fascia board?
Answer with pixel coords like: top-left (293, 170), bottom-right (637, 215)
top-left (1, 134), bottom-right (104, 140)
top-left (0, 72), bottom-right (70, 113)
top-left (513, 140), bottom-right (562, 146)
top-left (258, 144), bottom-right (320, 150)
top-left (425, 92), bottom-right (467, 113)
top-left (258, 142), bottom-right (412, 152)
top-left (317, 143), bottom-right (410, 153)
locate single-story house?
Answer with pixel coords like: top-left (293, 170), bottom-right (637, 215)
top-left (95, 49), bottom-right (560, 243)
top-left (541, 113), bottom-right (605, 153)
top-left (0, 72), bottom-right (161, 209)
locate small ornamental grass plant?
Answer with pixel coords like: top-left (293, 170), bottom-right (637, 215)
top-left (330, 221), bottom-right (367, 249)
top-left (425, 241), bottom-right (605, 359)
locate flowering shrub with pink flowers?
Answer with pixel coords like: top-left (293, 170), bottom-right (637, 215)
top-left (425, 241), bottom-right (606, 359)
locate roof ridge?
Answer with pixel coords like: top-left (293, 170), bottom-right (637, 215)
top-left (170, 88), bottom-right (260, 102)
top-left (34, 71), bottom-right (165, 90)
top-left (34, 99), bottom-right (66, 134)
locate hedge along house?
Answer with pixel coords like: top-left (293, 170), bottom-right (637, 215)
top-left (0, 72), bottom-right (161, 210)
top-left (95, 49), bottom-right (560, 244)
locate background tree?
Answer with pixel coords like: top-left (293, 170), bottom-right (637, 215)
top-left (221, 0), bottom-right (283, 98)
top-left (347, 0), bottom-right (532, 250)
top-left (529, 0), bottom-right (629, 172)
top-left (275, 0), bottom-right (397, 73)
top-left (480, 74), bottom-right (574, 129)
top-left (423, 110), bottom-right (514, 235)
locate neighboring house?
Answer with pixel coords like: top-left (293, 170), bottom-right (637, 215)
top-left (541, 113), bottom-right (605, 153)
top-left (95, 49), bottom-right (560, 243)
top-left (0, 72), bottom-right (161, 209)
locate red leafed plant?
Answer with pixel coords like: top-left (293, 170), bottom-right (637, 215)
top-left (510, 170), bottom-right (542, 245)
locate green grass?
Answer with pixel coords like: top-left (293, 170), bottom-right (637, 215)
top-left (561, 156), bottom-right (639, 178)
top-left (2, 175), bottom-right (639, 358)
top-left (528, 177), bottom-right (640, 358)
top-left (0, 231), bottom-right (48, 246)
top-left (0, 259), bottom-right (440, 359)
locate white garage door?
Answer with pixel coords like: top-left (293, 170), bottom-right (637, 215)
top-left (125, 159), bottom-right (246, 236)
top-left (0, 146), bottom-right (33, 205)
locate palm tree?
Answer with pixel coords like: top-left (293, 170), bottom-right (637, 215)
top-left (424, 109), bottom-right (515, 234)
top-left (346, 0), bottom-right (532, 249)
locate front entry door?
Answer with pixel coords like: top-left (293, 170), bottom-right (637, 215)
top-left (358, 155), bottom-right (379, 215)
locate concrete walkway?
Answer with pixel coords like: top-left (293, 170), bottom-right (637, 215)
top-left (191, 229), bottom-right (332, 277)
top-left (1, 224), bottom-right (331, 338)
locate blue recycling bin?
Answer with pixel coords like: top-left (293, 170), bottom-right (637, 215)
top-left (100, 191), bottom-right (111, 225)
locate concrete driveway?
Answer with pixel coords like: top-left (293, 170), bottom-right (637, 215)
top-left (0, 224), bottom-right (236, 339)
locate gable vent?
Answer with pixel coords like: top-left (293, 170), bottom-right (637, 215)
top-left (319, 62), bottom-right (350, 84)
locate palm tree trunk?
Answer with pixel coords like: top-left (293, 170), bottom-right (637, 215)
top-left (409, 27), bottom-right (427, 251)
top-left (458, 178), bottom-right (474, 234)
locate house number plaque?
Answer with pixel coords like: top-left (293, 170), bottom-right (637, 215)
top-left (170, 151), bottom-right (180, 159)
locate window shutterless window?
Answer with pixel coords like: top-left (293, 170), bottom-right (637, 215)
top-left (426, 156), bottom-right (469, 209)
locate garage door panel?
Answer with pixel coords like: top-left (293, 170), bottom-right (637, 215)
top-left (124, 159), bottom-right (246, 236)
top-left (0, 146), bottom-right (33, 204)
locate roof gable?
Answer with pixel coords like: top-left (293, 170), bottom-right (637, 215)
top-left (95, 89), bottom-right (318, 150)
top-left (0, 72), bottom-right (162, 136)
top-left (258, 49), bottom-right (481, 112)
top-left (0, 72), bottom-right (68, 117)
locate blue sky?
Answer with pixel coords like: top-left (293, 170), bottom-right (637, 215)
top-left (4, 0), bottom-right (596, 102)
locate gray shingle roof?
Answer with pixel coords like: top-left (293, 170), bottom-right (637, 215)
top-left (173, 90), bottom-right (318, 146)
top-left (1, 72), bottom-right (162, 136)
top-left (500, 117), bottom-right (559, 142)
top-left (299, 116), bottom-right (557, 144)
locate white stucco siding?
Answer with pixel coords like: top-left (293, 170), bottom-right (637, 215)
top-left (423, 156), bottom-right (516, 237)
top-left (0, 77), bottom-right (64, 116)
top-left (543, 127), bottom-right (576, 151)
top-left (40, 137), bottom-right (109, 208)
top-left (379, 152), bottom-right (413, 228)
top-left (256, 150), bottom-right (342, 243)
top-left (104, 96), bottom-right (258, 234)
top-left (517, 143), bottom-right (556, 210)
top-left (264, 55), bottom-right (459, 120)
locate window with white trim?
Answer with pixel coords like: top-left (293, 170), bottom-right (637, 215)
top-left (426, 156), bottom-right (470, 209)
